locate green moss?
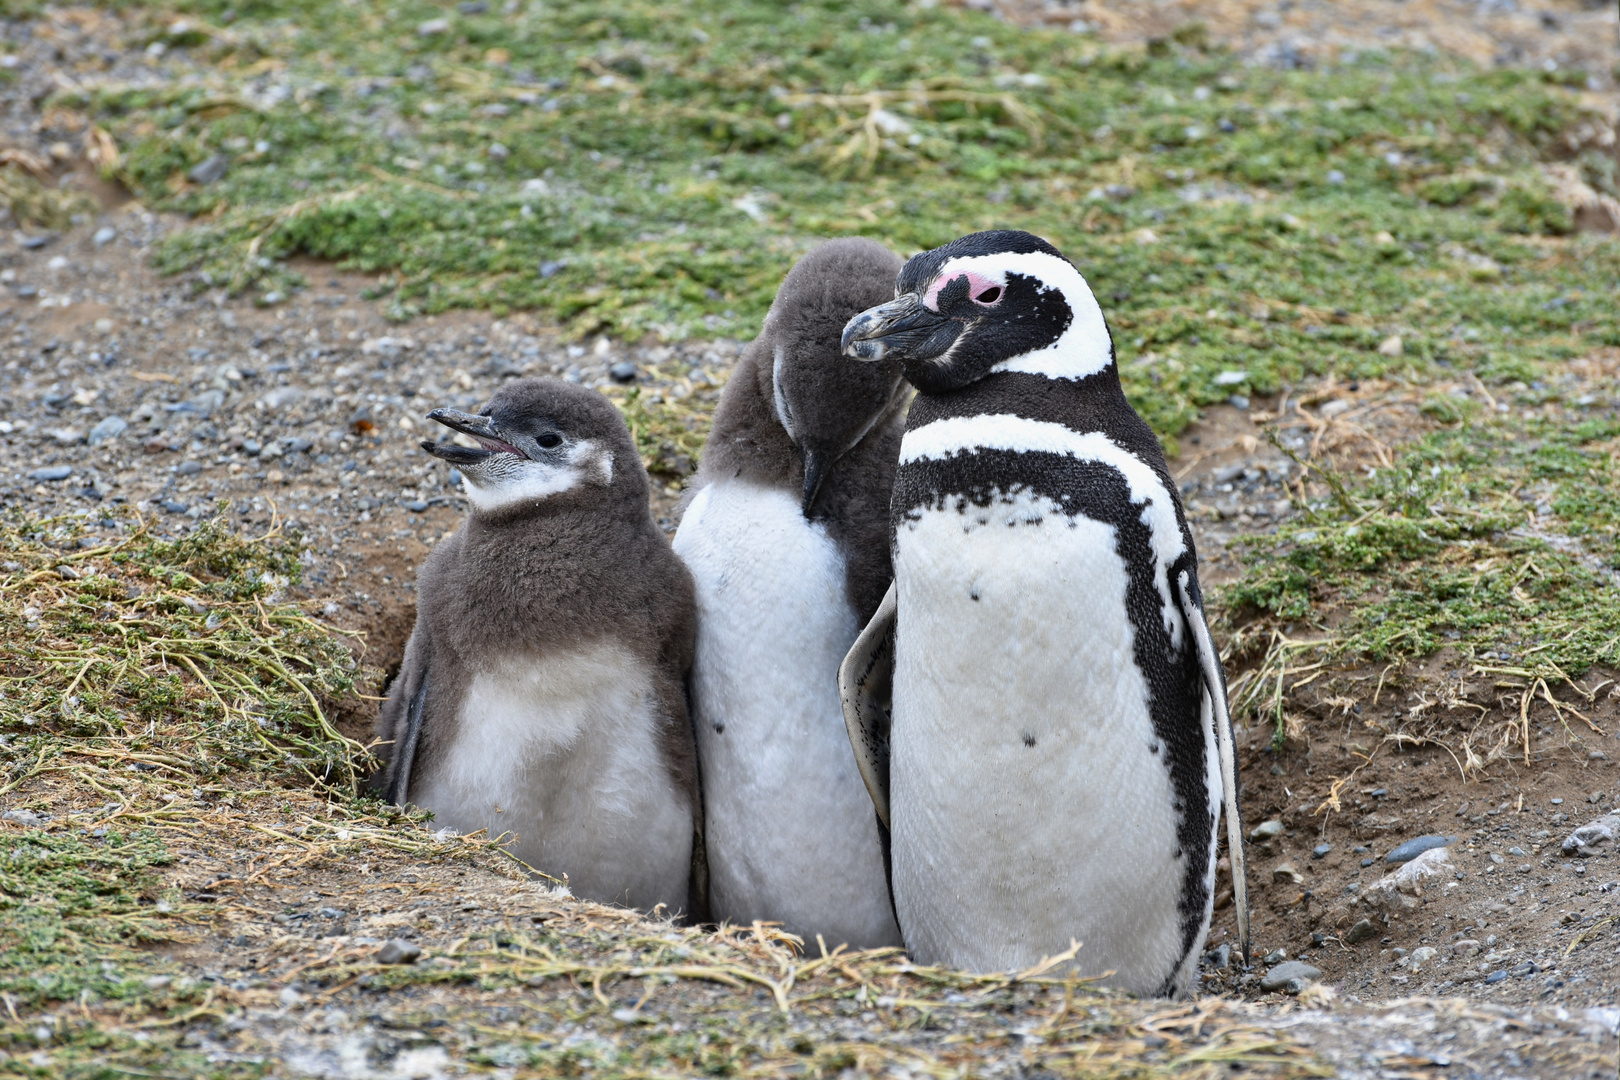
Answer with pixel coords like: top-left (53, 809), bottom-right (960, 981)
top-left (1223, 415), bottom-right (1620, 716)
top-left (0, 508), bottom-right (370, 1022)
top-left (50, 0), bottom-right (1615, 441)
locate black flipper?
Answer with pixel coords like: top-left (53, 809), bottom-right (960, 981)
top-left (1175, 570), bottom-right (1250, 964)
top-left (683, 671), bottom-right (712, 926)
top-left (839, 582), bottom-right (896, 831)
top-left (386, 661), bottom-right (431, 807)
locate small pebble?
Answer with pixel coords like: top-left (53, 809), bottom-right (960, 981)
top-left (1312, 843), bottom-right (1331, 859)
top-left (1484, 969), bottom-right (1508, 984)
top-left (1, 808), bottom-right (48, 827)
top-left (1249, 819), bottom-right (1284, 843)
top-left (1262, 948), bottom-right (1286, 965)
top-left (177, 461), bottom-right (202, 476)
top-left (1361, 858), bottom-right (1374, 867)
top-left (609, 360), bottom-right (638, 383)
top-left (1344, 918), bottom-right (1376, 944)
top-left (1386, 835), bottom-right (1454, 864)
top-left (406, 500), bottom-right (429, 512)
top-left (29, 466), bottom-right (73, 482)
top-left (188, 154), bottom-right (230, 185)
top-left (160, 500), bottom-right (189, 514)
top-left (1259, 961), bottom-right (1321, 992)
top-left (88, 415), bottom-right (128, 446)
top-left (93, 226), bottom-right (117, 246)
top-left (376, 939), bottom-right (422, 965)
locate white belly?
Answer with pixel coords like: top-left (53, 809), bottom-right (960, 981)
top-left (675, 480), bottom-right (900, 948)
top-left (891, 489), bottom-right (1187, 992)
top-left (413, 642), bottom-right (692, 914)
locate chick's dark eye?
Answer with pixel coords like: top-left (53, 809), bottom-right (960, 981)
top-left (974, 286), bottom-right (1002, 305)
top-left (537, 432), bottom-right (563, 449)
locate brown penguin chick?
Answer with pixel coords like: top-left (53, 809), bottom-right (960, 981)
top-left (673, 237), bottom-right (908, 948)
top-left (377, 378), bottom-right (701, 917)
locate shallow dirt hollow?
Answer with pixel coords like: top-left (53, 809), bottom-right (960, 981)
top-left (5, 212), bottom-right (1620, 1025)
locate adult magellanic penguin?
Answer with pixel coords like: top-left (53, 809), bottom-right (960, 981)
top-left (838, 230), bottom-right (1249, 996)
top-left (377, 378), bottom-right (702, 917)
top-left (673, 238), bottom-right (907, 949)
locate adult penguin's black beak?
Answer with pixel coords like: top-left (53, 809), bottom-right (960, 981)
top-left (840, 293), bottom-right (961, 364)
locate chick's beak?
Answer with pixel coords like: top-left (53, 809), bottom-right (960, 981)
top-left (421, 408), bottom-right (525, 464)
top-left (801, 447), bottom-right (832, 517)
top-left (840, 293), bottom-right (959, 364)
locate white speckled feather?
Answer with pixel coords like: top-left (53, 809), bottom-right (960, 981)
top-left (890, 487), bottom-right (1187, 990)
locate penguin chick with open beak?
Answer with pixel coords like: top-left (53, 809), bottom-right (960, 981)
top-left (378, 378), bottom-right (702, 917)
top-left (673, 237), bottom-right (908, 948)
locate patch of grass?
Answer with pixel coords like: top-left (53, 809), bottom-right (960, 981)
top-left (0, 507), bottom-right (366, 1016)
top-left (1221, 409), bottom-right (1620, 755)
top-left (0, 165), bottom-right (97, 232)
top-left (56, 0), bottom-right (1620, 443)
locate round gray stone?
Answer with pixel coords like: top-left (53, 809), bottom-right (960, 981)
top-left (1260, 961), bottom-right (1322, 992)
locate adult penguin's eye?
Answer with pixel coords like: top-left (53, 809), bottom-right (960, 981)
top-left (537, 432), bottom-right (563, 449)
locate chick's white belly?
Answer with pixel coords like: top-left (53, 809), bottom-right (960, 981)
top-left (413, 643), bottom-right (691, 913)
top-left (891, 491), bottom-right (1185, 991)
top-left (674, 480), bottom-right (900, 948)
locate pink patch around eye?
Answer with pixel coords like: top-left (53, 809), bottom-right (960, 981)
top-left (923, 269), bottom-right (1004, 310)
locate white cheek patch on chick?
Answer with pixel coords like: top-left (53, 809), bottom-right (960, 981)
top-left (462, 439), bottom-right (609, 513)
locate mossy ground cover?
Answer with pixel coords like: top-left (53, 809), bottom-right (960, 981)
top-left (1223, 391), bottom-right (1620, 743)
top-left (0, 510), bottom-right (360, 1057)
top-left (51, 0), bottom-right (1618, 446)
top-left (68, 0), bottom-right (1616, 764)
